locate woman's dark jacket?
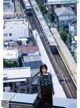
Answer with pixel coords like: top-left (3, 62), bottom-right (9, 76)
top-left (38, 72), bottom-right (54, 98)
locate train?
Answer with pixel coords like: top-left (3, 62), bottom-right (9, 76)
top-left (20, 0), bottom-right (33, 15)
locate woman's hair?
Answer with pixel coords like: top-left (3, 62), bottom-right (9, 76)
top-left (40, 64), bottom-right (48, 75)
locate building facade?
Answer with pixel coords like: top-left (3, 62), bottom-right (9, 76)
top-left (3, 19), bottom-right (31, 41)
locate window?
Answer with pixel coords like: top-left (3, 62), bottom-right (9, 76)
top-left (9, 33), bottom-right (12, 36)
top-left (4, 33), bottom-right (8, 36)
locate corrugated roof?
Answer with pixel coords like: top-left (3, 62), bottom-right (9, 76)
top-left (24, 61), bottom-right (42, 69)
top-left (23, 55), bottom-right (41, 62)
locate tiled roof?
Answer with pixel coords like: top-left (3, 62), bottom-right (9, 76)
top-left (54, 7), bottom-right (75, 16)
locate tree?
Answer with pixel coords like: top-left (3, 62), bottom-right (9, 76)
top-left (3, 59), bottom-right (18, 68)
top-left (60, 30), bottom-right (67, 42)
top-left (36, 0), bottom-right (47, 14)
top-left (68, 34), bottom-right (72, 44)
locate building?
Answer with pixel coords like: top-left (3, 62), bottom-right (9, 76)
top-left (18, 46), bottom-right (42, 70)
top-left (44, 0), bottom-right (77, 10)
top-left (3, 19), bottom-right (31, 41)
top-left (3, 48), bottom-right (19, 68)
top-left (17, 37), bottom-right (28, 46)
top-left (69, 18), bottom-right (77, 61)
top-left (54, 7), bottom-right (76, 27)
top-left (3, 67), bottom-right (43, 94)
top-left (17, 46), bottom-right (39, 55)
top-left (3, 67), bottom-right (32, 93)
top-left (3, 48), bottom-right (18, 60)
top-left (44, 0), bottom-right (76, 20)
top-left (3, 0), bottom-right (15, 19)
top-left (69, 18), bottom-right (77, 38)
top-left (23, 55), bottom-right (42, 69)
top-left (44, 0), bottom-right (77, 5)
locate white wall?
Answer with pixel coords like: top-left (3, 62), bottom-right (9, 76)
top-left (4, 29), bottom-right (29, 41)
top-left (3, 21), bottom-right (29, 41)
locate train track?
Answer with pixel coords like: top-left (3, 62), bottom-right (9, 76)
top-left (20, 0), bottom-right (77, 98)
top-left (53, 54), bottom-right (77, 98)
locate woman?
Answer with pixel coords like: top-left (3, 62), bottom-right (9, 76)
top-left (33, 64), bottom-right (55, 108)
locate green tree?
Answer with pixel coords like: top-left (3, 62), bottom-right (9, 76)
top-left (60, 30), bottom-right (67, 42)
top-left (68, 34), bottom-right (72, 45)
top-left (36, 0), bottom-right (47, 14)
top-left (3, 59), bottom-right (18, 68)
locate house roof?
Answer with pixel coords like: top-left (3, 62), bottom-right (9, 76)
top-left (54, 7), bottom-right (75, 16)
top-left (17, 46), bottom-right (39, 53)
top-left (70, 18), bottom-right (77, 24)
top-left (23, 55), bottom-right (41, 62)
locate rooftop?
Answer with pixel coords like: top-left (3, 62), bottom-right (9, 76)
top-left (17, 46), bottom-right (39, 54)
top-left (45, 0), bottom-right (77, 5)
top-left (54, 7), bottom-right (75, 16)
top-left (24, 61), bottom-right (42, 69)
top-left (3, 0), bottom-right (14, 12)
top-left (23, 55), bottom-right (41, 62)
top-left (3, 19), bottom-right (30, 40)
top-left (3, 48), bottom-right (18, 60)
top-left (4, 19), bottom-right (29, 30)
top-left (3, 67), bottom-right (31, 83)
top-left (70, 18), bottom-right (77, 24)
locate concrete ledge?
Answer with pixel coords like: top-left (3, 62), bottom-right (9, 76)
top-left (3, 92), bottom-right (76, 108)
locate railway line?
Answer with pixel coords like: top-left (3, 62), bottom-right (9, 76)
top-left (20, 0), bottom-right (77, 98)
top-left (53, 54), bottom-right (76, 98)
